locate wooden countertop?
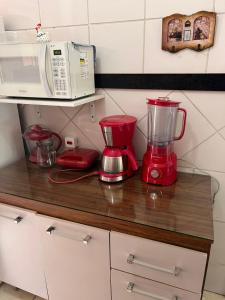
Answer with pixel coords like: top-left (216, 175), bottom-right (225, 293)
top-left (0, 159), bottom-right (213, 252)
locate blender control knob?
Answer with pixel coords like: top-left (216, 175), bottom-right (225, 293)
top-left (151, 169), bottom-right (160, 179)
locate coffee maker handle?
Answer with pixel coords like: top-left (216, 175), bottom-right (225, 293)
top-left (174, 108), bottom-right (187, 141)
top-left (122, 149), bottom-right (138, 171)
top-left (52, 132), bottom-right (62, 151)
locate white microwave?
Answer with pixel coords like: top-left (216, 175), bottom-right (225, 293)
top-left (0, 41), bottom-right (95, 100)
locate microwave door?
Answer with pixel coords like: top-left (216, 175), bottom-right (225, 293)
top-left (0, 43), bottom-right (53, 98)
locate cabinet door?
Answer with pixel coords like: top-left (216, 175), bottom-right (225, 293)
top-left (37, 214), bottom-right (111, 300)
top-left (0, 204), bottom-right (48, 299)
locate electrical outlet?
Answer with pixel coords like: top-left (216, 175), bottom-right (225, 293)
top-left (65, 137), bottom-right (78, 148)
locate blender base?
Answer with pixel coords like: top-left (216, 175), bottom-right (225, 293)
top-left (141, 152), bottom-right (177, 186)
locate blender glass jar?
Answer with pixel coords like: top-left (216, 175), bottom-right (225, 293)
top-left (147, 98), bottom-right (183, 147)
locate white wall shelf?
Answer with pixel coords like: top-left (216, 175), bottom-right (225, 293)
top-left (0, 94), bottom-right (104, 107)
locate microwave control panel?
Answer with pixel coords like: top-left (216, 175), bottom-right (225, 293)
top-left (49, 44), bottom-right (70, 97)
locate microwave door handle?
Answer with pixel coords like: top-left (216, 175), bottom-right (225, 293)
top-left (39, 44), bottom-right (53, 97)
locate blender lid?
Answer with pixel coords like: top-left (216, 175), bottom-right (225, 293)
top-left (99, 115), bottom-right (137, 126)
top-left (147, 98), bottom-right (181, 107)
top-left (23, 125), bottom-right (53, 141)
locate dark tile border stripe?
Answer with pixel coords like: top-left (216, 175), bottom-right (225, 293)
top-left (95, 74), bottom-right (225, 91)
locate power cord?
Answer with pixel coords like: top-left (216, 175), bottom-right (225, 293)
top-left (48, 168), bottom-right (99, 184)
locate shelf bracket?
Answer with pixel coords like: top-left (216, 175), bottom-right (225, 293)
top-left (89, 102), bottom-right (96, 122)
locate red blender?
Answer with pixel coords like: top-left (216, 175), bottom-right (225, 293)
top-left (141, 97), bottom-right (187, 185)
top-left (99, 115), bottom-right (138, 182)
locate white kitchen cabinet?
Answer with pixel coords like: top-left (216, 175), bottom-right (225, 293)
top-left (0, 204), bottom-right (48, 299)
top-left (37, 214), bottom-right (111, 300)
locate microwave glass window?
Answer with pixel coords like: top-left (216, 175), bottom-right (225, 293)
top-left (0, 56), bottom-right (41, 84)
top-left (54, 50), bottom-right (62, 55)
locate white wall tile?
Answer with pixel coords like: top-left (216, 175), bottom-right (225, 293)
top-left (209, 221), bottom-right (225, 265)
top-left (133, 128), bottom-right (147, 161)
top-left (0, 29), bottom-right (39, 43)
top-left (144, 20), bottom-right (208, 73)
top-left (47, 26), bottom-right (89, 44)
top-left (137, 115), bottom-right (148, 137)
top-left (89, 0), bottom-right (145, 23)
top-left (39, 0), bottom-right (88, 27)
top-left (219, 127), bottom-right (225, 140)
top-left (183, 133), bottom-right (225, 172)
top-left (61, 106), bottom-right (83, 120)
top-left (185, 91), bottom-right (225, 130)
top-left (0, 0), bottom-right (40, 30)
top-left (205, 263), bottom-right (225, 294)
top-left (61, 121), bottom-right (98, 150)
top-left (21, 105), bottom-right (42, 130)
top-left (146, 0), bottom-right (214, 19)
top-left (73, 90), bottom-right (123, 150)
top-left (207, 14), bottom-right (225, 73)
top-left (168, 91), bottom-right (215, 158)
top-left (38, 106), bottom-right (69, 134)
top-left (215, 1), bottom-right (225, 13)
top-left (106, 89), bottom-right (170, 120)
top-left (90, 21), bottom-right (144, 73)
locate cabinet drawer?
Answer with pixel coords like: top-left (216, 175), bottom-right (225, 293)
top-left (111, 269), bottom-right (201, 300)
top-left (111, 232), bottom-right (207, 293)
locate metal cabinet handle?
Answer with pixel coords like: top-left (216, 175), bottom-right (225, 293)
top-left (127, 254), bottom-right (181, 276)
top-left (83, 235), bottom-right (92, 245)
top-left (46, 226), bottom-right (92, 245)
top-left (127, 282), bottom-right (178, 300)
top-left (0, 214), bottom-right (23, 224)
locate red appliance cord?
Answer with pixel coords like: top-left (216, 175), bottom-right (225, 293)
top-left (48, 169), bottom-right (99, 184)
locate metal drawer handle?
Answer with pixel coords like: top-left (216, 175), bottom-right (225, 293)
top-left (0, 214), bottom-right (23, 224)
top-left (46, 226), bottom-right (92, 245)
top-left (127, 282), bottom-right (178, 300)
top-left (127, 254), bottom-right (181, 276)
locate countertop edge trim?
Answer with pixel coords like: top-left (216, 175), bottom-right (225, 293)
top-left (0, 192), bottom-right (213, 253)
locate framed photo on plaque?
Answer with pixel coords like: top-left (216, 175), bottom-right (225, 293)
top-left (162, 11), bottom-right (216, 52)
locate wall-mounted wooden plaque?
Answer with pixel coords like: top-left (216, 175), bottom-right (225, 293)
top-left (162, 11), bottom-right (216, 53)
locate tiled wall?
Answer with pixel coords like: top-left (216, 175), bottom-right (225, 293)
top-left (1, 0), bottom-right (225, 294)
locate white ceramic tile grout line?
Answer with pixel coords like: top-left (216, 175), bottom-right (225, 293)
top-left (7, 11), bottom-right (225, 32)
top-left (70, 116), bottom-right (102, 151)
top-left (103, 89), bottom-right (127, 114)
top-left (142, 0), bottom-right (147, 73)
top-left (205, 0), bottom-right (216, 73)
top-left (182, 91), bottom-right (218, 132)
top-left (183, 90), bottom-right (225, 142)
top-left (37, 0), bottom-right (42, 25)
top-left (136, 124), bottom-right (147, 139)
top-left (180, 130), bottom-right (217, 159)
top-left (86, 0), bottom-right (91, 44)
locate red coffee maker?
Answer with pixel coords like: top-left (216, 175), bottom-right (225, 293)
top-left (99, 115), bottom-right (138, 182)
top-left (141, 97), bottom-right (187, 185)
